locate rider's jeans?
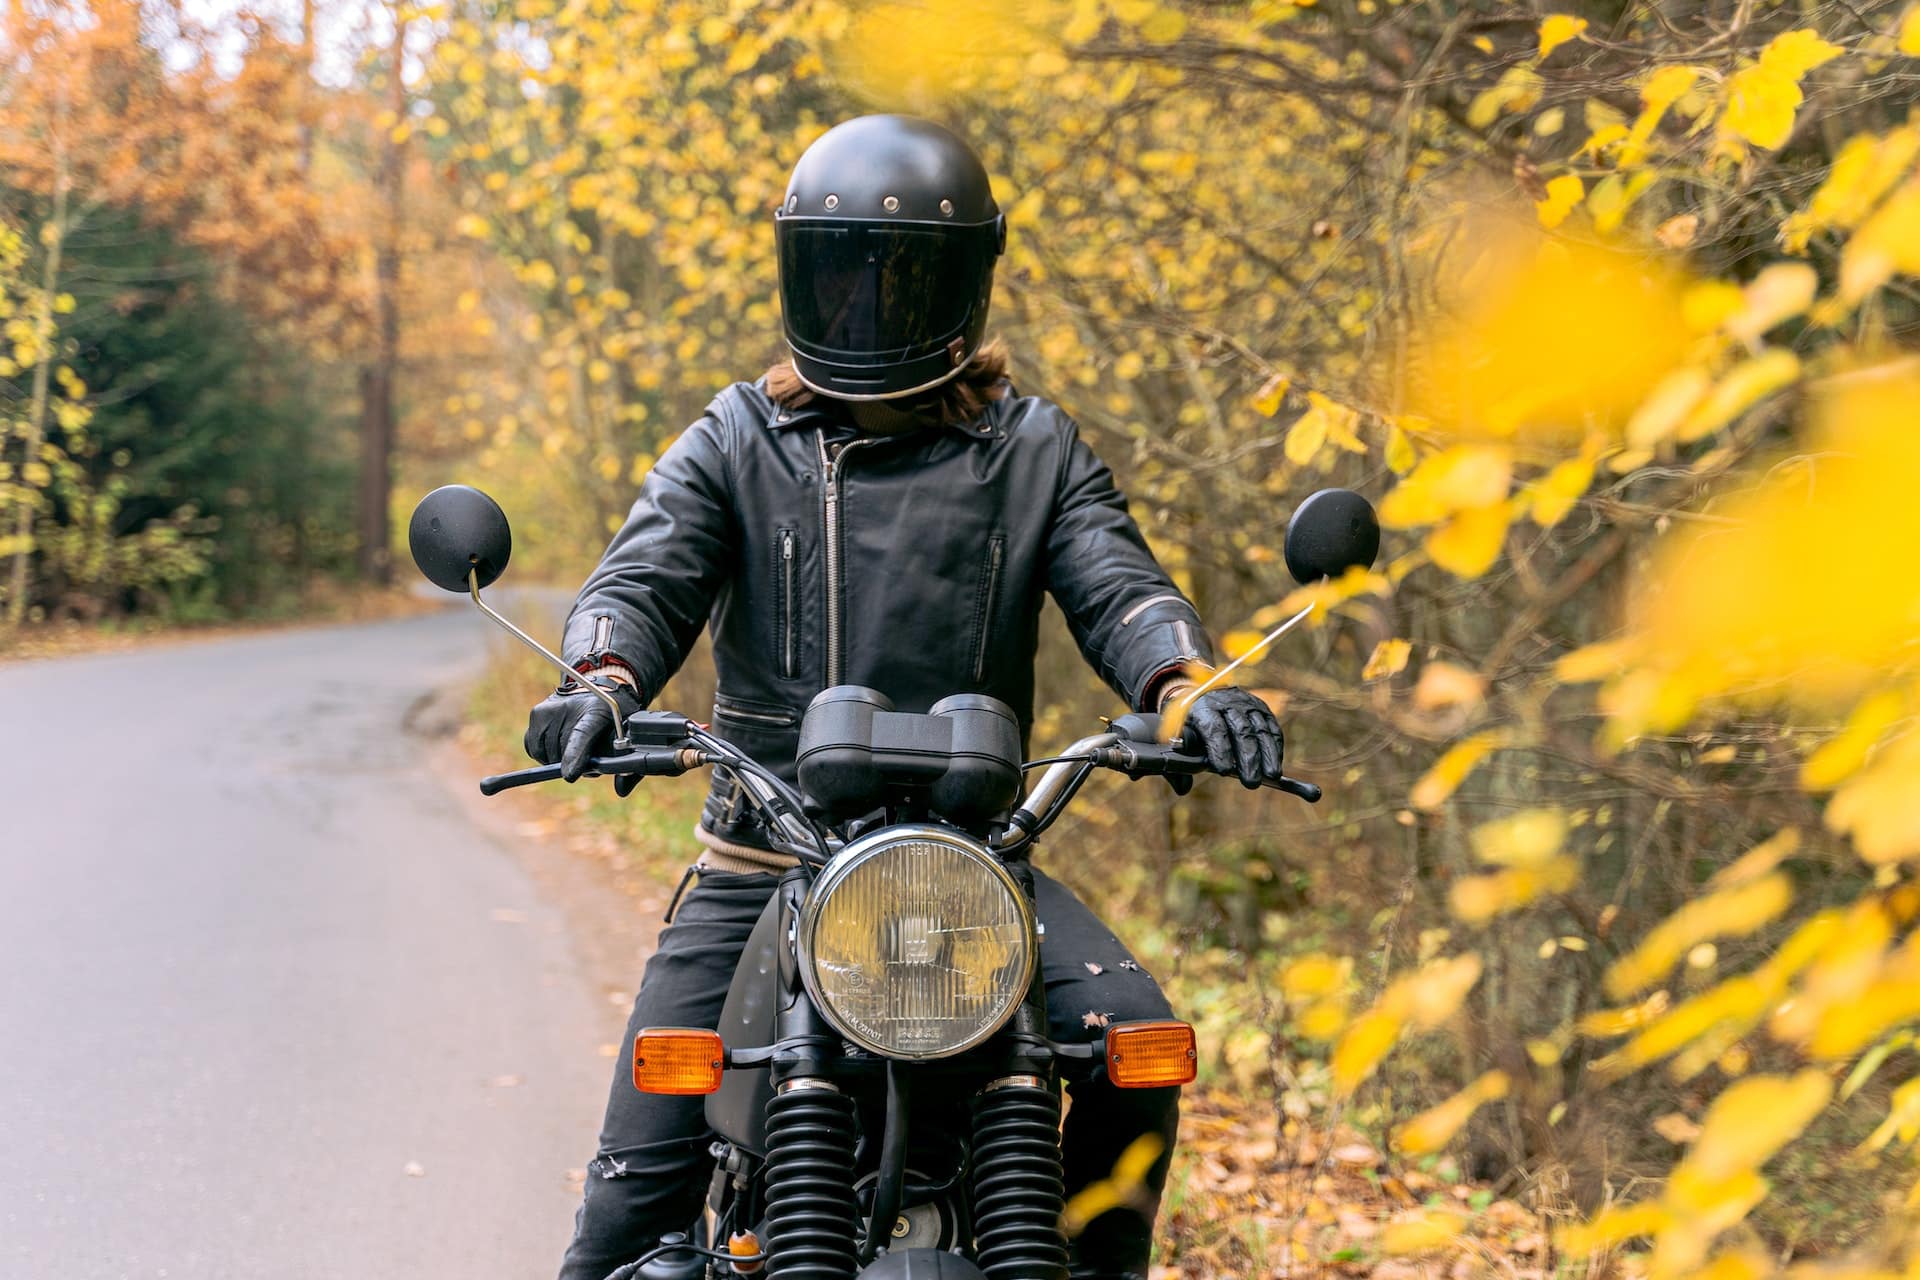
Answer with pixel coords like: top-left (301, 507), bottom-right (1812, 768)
top-left (558, 865), bottom-right (1182, 1280)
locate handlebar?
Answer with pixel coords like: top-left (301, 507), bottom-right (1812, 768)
top-left (479, 747), bottom-right (706, 796)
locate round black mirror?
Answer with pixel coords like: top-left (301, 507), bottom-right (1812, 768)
top-left (408, 485), bottom-right (512, 593)
top-left (1284, 488), bottom-right (1380, 584)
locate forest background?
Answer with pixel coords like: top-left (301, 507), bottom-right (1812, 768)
top-left (7, 0), bottom-right (1920, 1276)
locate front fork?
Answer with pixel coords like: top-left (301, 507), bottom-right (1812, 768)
top-left (757, 862), bottom-right (1071, 1280)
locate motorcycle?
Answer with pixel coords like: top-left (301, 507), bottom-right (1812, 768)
top-left (406, 484), bottom-right (1381, 1280)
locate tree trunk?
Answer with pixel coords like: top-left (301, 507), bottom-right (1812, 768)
top-left (6, 88), bottom-right (69, 628)
top-left (355, 10), bottom-right (405, 586)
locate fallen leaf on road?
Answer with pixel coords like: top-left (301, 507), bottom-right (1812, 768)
top-left (404, 1161), bottom-right (426, 1178)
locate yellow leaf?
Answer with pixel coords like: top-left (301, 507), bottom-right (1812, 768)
top-left (1626, 366), bottom-right (1714, 447)
top-left (1530, 453), bottom-right (1594, 527)
top-left (1556, 639), bottom-right (1637, 682)
top-left (1471, 808), bottom-right (1568, 868)
top-left (1450, 856), bottom-right (1579, 924)
top-left (1803, 690), bottom-right (1906, 789)
top-left (1385, 422), bottom-right (1417, 474)
top-left (1114, 351), bottom-right (1145, 381)
top-left (1250, 372), bottom-right (1290, 416)
top-left (1902, 7), bottom-right (1920, 55)
top-left (1727, 262), bottom-right (1818, 343)
top-left (1284, 406), bottom-right (1327, 465)
top-left (1683, 280), bottom-right (1746, 333)
top-left (1677, 1070), bottom-right (1832, 1184)
top-left (1721, 63), bottom-right (1802, 150)
top-left (1827, 728), bottom-right (1920, 863)
top-left (1412, 661), bottom-right (1485, 711)
top-left (1467, 65), bottom-right (1543, 130)
top-left (1603, 872), bottom-right (1794, 998)
top-left (1391, 954), bottom-right (1485, 1028)
top-left (1411, 733), bottom-right (1503, 809)
top-left (1221, 629), bottom-right (1266, 661)
top-left (1138, 6), bottom-right (1187, 42)
top-left (1380, 446), bottom-right (1511, 528)
top-left (1759, 28), bottom-right (1844, 79)
top-left (1537, 14), bottom-right (1587, 60)
top-left (1675, 349), bottom-right (1801, 442)
top-left (1642, 64), bottom-right (1702, 113)
top-left (1330, 1009), bottom-right (1403, 1095)
top-left (1426, 503), bottom-right (1511, 578)
top-left (1395, 1071), bottom-right (1510, 1155)
top-left (52, 292), bottom-right (74, 314)
top-left (1863, 1076), bottom-right (1920, 1151)
top-left (1556, 1201), bottom-right (1669, 1256)
top-left (1381, 1208), bottom-right (1466, 1256)
top-left (1707, 828), bottom-right (1802, 890)
top-left (1840, 181), bottom-right (1920, 304)
top-left (1363, 639), bottom-right (1412, 681)
top-left (1281, 953), bottom-right (1346, 999)
top-left (1534, 173), bottom-right (1584, 229)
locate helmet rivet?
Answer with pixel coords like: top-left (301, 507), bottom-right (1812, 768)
top-left (823, 194), bottom-right (839, 211)
top-left (939, 199), bottom-right (954, 216)
top-left (882, 195), bottom-right (899, 213)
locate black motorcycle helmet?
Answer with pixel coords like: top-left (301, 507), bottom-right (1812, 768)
top-left (774, 115), bottom-right (1006, 400)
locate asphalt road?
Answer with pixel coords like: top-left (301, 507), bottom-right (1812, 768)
top-left (0, 606), bottom-right (624, 1279)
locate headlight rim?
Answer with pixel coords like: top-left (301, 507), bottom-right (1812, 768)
top-left (795, 824), bottom-right (1038, 1061)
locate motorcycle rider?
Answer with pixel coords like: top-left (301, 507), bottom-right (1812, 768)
top-left (529, 114), bottom-right (1288, 1280)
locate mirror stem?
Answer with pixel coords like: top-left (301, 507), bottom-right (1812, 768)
top-left (468, 568), bottom-right (631, 750)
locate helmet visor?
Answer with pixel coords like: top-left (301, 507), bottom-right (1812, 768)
top-left (778, 221), bottom-right (997, 363)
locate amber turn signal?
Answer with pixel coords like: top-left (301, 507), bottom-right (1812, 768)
top-left (633, 1027), bottom-right (724, 1095)
top-left (1105, 1020), bottom-right (1197, 1088)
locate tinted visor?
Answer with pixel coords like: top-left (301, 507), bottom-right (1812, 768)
top-left (778, 221), bottom-right (996, 362)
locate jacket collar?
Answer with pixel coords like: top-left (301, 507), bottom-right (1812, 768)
top-left (765, 392), bottom-right (1001, 441)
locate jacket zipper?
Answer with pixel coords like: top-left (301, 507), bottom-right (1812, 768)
top-left (779, 529), bottom-right (796, 679)
top-left (818, 431), bottom-right (876, 687)
top-left (590, 613), bottom-right (613, 652)
top-left (972, 536), bottom-right (1005, 685)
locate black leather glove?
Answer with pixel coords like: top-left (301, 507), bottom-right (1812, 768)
top-left (524, 677), bottom-right (646, 784)
top-left (1183, 687), bottom-right (1285, 789)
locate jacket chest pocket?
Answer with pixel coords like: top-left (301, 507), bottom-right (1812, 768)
top-left (969, 534), bottom-right (1007, 686)
top-left (773, 527), bottom-right (798, 680)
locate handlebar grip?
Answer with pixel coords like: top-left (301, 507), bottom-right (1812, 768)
top-left (479, 763), bottom-right (563, 795)
top-left (478, 748), bottom-right (702, 797)
top-left (1270, 775), bottom-right (1322, 803)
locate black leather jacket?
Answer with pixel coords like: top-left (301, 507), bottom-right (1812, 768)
top-left (560, 379), bottom-right (1215, 848)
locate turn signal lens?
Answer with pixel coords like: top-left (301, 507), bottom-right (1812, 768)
top-left (633, 1028), bottom-right (724, 1095)
top-left (1105, 1020), bottom-right (1197, 1088)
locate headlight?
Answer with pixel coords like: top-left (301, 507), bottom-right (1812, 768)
top-left (797, 826), bottom-right (1037, 1060)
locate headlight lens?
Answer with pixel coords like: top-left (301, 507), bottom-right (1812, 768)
top-left (797, 827), bottom-right (1036, 1059)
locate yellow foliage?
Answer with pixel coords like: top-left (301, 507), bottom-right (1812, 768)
top-left (1412, 661), bottom-right (1485, 711)
top-left (1330, 1008), bottom-right (1403, 1096)
top-left (1380, 1207), bottom-right (1466, 1255)
top-left (1557, 1199), bottom-right (1669, 1256)
top-left (1537, 15), bottom-right (1588, 60)
top-left (1840, 181), bottom-right (1920, 303)
top-left (1449, 855), bottom-right (1579, 925)
top-left (1801, 690), bottom-right (1907, 789)
top-left (1395, 1070), bottom-right (1509, 1155)
top-left (1280, 953), bottom-right (1346, 999)
top-left (1720, 30), bottom-right (1843, 151)
top-left (1362, 638), bottom-right (1411, 681)
top-left (1470, 808), bottom-right (1568, 868)
top-left (1410, 732), bottom-right (1505, 810)
top-left (1426, 502), bottom-right (1511, 578)
top-left (1405, 231), bottom-right (1694, 443)
top-left (1378, 444), bottom-right (1511, 528)
top-left (1534, 173), bottom-right (1584, 228)
top-left (1676, 1070), bottom-right (1832, 1186)
top-left (1827, 729), bottom-right (1920, 863)
top-left (1604, 872), bottom-right (1794, 999)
